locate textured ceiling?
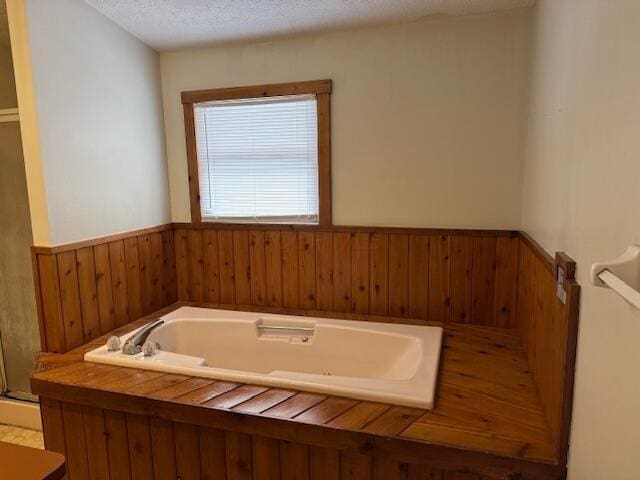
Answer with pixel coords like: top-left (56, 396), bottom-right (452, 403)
top-left (85, 0), bottom-right (534, 51)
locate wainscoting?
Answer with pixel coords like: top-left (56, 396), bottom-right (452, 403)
top-left (31, 223), bottom-right (580, 478)
top-left (31, 225), bottom-right (176, 353)
top-left (40, 397), bottom-right (485, 480)
top-left (32, 225), bottom-right (522, 354)
top-left (173, 225), bottom-right (520, 329)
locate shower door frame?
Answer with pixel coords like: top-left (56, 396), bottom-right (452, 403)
top-left (0, 108), bottom-right (18, 397)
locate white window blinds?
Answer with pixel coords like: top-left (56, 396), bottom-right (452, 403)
top-left (194, 94), bottom-right (319, 223)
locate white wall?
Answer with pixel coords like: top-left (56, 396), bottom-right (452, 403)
top-left (521, 1), bottom-right (640, 478)
top-left (161, 10), bottom-right (532, 229)
top-left (22, 0), bottom-right (170, 245)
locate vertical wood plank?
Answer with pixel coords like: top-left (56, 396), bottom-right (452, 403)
top-left (233, 230), bottom-right (251, 305)
top-left (161, 229), bottom-right (178, 305)
top-left (471, 237), bottom-right (497, 325)
top-left (494, 236), bottom-right (520, 328)
top-left (315, 232), bottom-right (333, 311)
top-left (104, 410), bottom-right (131, 480)
top-left (202, 230), bottom-right (221, 304)
top-left (252, 436), bottom-right (280, 480)
top-left (94, 244), bottom-right (116, 334)
top-left (218, 230), bottom-right (236, 304)
top-left (76, 247), bottom-right (100, 342)
top-left (199, 426), bottom-right (227, 480)
top-left (298, 232), bottom-right (317, 310)
top-left (280, 441), bottom-right (309, 480)
top-left (188, 229), bottom-right (205, 302)
top-left (249, 231), bottom-right (267, 306)
top-left (40, 398), bottom-right (66, 456)
top-left (341, 452), bottom-right (372, 480)
top-left (31, 250), bottom-right (48, 352)
top-left (62, 403), bottom-right (90, 480)
top-left (369, 233), bottom-right (389, 316)
top-left (175, 422), bottom-right (202, 480)
top-left (123, 238), bottom-right (143, 321)
top-left (82, 406), bottom-right (110, 480)
top-left (225, 431), bottom-right (253, 480)
top-left (56, 251), bottom-right (84, 350)
top-left (332, 232), bottom-right (351, 313)
top-left (137, 235), bottom-right (155, 315)
top-left (149, 417), bottom-right (177, 480)
top-left (265, 231), bottom-right (283, 307)
top-left (350, 233), bottom-right (370, 314)
top-left (408, 464), bottom-right (444, 480)
top-left (442, 472), bottom-right (481, 480)
top-left (126, 413), bottom-right (154, 480)
top-left (389, 234), bottom-right (409, 317)
top-left (175, 229), bottom-right (191, 301)
top-left (373, 459), bottom-right (408, 480)
top-left (281, 231), bottom-right (299, 309)
top-left (150, 232), bottom-right (164, 310)
top-left (408, 236), bottom-right (429, 320)
top-left (108, 240), bottom-right (130, 327)
top-left (450, 236), bottom-right (473, 324)
top-left (310, 446), bottom-right (340, 480)
top-left (428, 235), bottom-right (450, 323)
top-left (38, 255), bottom-right (66, 353)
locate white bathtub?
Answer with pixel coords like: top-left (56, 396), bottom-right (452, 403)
top-left (84, 307), bottom-right (443, 409)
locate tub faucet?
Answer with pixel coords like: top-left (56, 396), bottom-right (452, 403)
top-left (122, 319), bottom-right (165, 355)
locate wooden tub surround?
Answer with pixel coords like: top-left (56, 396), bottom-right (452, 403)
top-left (30, 225), bottom-right (580, 480)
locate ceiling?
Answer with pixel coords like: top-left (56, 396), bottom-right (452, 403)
top-left (85, 0), bottom-right (534, 52)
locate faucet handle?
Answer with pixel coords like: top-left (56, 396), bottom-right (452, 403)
top-left (142, 340), bottom-right (161, 357)
top-left (106, 336), bottom-right (122, 352)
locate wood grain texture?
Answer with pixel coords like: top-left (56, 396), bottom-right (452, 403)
top-left (183, 102), bottom-right (202, 222)
top-left (428, 235), bottom-right (450, 323)
top-left (516, 236), bottom-right (580, 464)
top-left (298, 231), bottom-right (317, 310)
top-left (56, 251), bottom-right (83, 351)
top-left (34, 301), bottom-right (573, 480)
top-left (33, 227), bottom-right (177, 353)
top-left (33, 225), bottom-right (523, 354)
top-left (40, 397), bottom-right (541, 480)
top-left (32, 229), bottom-right (580, 480)
top-left (150, 417), bottom-right (177, 480)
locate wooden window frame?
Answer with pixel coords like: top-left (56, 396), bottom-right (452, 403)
top-left (181, 79), bottom-right (332, 226)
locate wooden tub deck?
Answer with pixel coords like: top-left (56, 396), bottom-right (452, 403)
top-left (31, 303), bottom-right (563, 480)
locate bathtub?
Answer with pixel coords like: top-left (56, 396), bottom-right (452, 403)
top-left (84, 307), bottom-right (443, 409)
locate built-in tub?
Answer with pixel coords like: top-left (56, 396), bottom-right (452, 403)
top-left (84, 307), bottom-right (443, 408)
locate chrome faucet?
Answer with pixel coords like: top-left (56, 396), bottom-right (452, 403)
top-left (122, 319), bottom-right (164, 355)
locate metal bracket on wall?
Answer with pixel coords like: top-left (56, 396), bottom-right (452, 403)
top-left (591, 245), bottom-right (640, 309)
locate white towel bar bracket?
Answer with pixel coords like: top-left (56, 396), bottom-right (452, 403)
top-left (591, 245), bottom-right (640, 309)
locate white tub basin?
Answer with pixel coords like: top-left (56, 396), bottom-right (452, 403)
top-left (84, 307), bottom-right (443, 409)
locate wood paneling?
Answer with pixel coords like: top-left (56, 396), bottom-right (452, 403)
top-left (516, 235), bottom-right (580, 464)
top-left (40, 398), bottom-right (531, 480)
top-left (32, 226), bottom-right (579, 480)
top-left (173, 226), bottom-right (518, 328)
top-left (33, 224), bottom-right (524, 353)
top-left (33, 307), bottom-right (567, 480)
top-left (32, 225), bottom-right (176, 353)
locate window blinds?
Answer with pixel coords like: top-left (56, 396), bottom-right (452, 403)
top-left (194, 94), bottom-right (319, 223)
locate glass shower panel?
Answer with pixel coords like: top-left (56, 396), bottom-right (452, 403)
top-left (0, 120), bottom-right (40, 396)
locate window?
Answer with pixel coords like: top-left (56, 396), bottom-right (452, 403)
top-left (182, 80), bottom-right (332, 225)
